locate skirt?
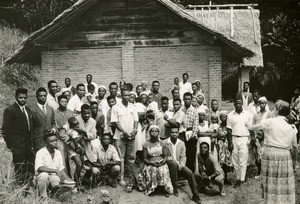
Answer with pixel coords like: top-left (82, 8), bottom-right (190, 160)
top-left (261, 146), bottom-right (295, 204)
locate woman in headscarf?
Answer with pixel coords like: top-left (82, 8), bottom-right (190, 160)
top-left (141, 81), bottom-right (151, 95)
top-left (138, 125), bottom-right (173, 196)
top-left (217, 110), bottom-right (233, 184)
top-left (248, 100), bottom-right (298, 204)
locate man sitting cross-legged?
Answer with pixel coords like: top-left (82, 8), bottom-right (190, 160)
top-left (35, 132), bottom-right (74, 199)
top-left (163, 125), bottom-right (202, 204)
top-left (91, 134), bottom-right (121, 188)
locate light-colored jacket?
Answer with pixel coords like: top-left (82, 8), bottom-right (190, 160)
top-left (163, 138), bottom-right (186, 170)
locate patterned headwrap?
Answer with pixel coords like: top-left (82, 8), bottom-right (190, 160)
top-left (258, 96), bottom-right (267, 103)
top-left (148, 125), bottom-right (160, 134)
top-left (98, 85), bottom-right (107, 91)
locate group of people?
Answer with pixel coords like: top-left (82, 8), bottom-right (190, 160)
top-left (1, 73), bottom-right (298, 204)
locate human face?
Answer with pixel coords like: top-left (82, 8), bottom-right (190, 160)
top-left (37, 91), bottom-right (47, 105)
top-left (161, 99), bottom-right (169, 111)
top-left (197, 95), bottom-right (204, 105)
top-left (211, 117), bottom-right (218, 124)
top-left (129, 94), bottom-right (136, 103)
top-left (86, 75), bottom-right (92, 83)
top-left (141, 82), bottom-right (147, 90)
top-left (200, 143), bottom-right (209, 155)
top-left (121, 90), bottom-right (130, 104)
top-left (109, 85), bottom-right (118, 97)
top-left (16, 93), bottom-right (27, 106)
top-left (59, 98), bottom-right (68, 109)
top-left (243, 83), bottom-right (249, 91)
top-left (182, 74), bottom-right (188, 82)
top-left (220, 114), bottom-right (227, 123)
top-left (65, 78), bottom-right (71, 87)
top-left (211, 101), bottom-right (218, 111)
top-left (49, 82), bottom-right (58, 94)
top-left (152, 82), bottom-right (160, 92)
top-left (81, 108), bottom-right (91, 122)
top-left (192, 84), bottom-right (197, 92)
top-left (141, 94), bottom-right (148, 104)
top-left (195, 81), bottom-right (201, 88)
top-left (253, 92), bottom-right (259, 103)
top-left (173, 101), bottom-right (181, 112)
top-left (148, 94), bottom-right (154, 103)
top-left (174, 78), bottom-right (179, 85)
top-left (77, 85), bottom-right (85, 98)
top-left (294, 88), bottom-right (300, 96)
top-left (91, 104), bottom-right (98, 115)
top-left (46, 135), bottom-right (58, 149)
top-left (170, 127), bottom-right (179, 140)
top-left (108, 98), bottom-right (116, 108)
top-left (199, 113), bottom-right (206, 121)
top-left (70, 119), bottom-right (79, 129)
top-left (88, 88), bottom-right (95, 94)
top-left (98, 88), bottom-right (106, 98)
top-left (191, 97), bottom-right (198, 107)
top-left (62, 91), bottom-right (71, 101)
top-left (120, 81), bottom-right (125, 90)
top-left (259, 101), bottom-right (266, 110)
top-left (149, 128), bottom-right (159, 140)
top-left (234, 99), bottom-right (243, 112)
top-left (173, 89), bottom-right (180, 99)
top-left (136, 86), bottom-right (143, 95)
top-left (184, 95), bottom-right (192, 107)
top-left (101, 135), bottom-right (111, 146)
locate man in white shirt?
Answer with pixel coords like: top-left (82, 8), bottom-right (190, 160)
top-left (35, 133), bottom-right (74, 198)
top-left (179, 73), bottom-right (193, 100)
top-left (84, 74), bottom-right (98, 97)
top-left (46, 80), bottom-right (59, 110)
top-left (248, 90), bottom-right (269, 117)
top-left (156, 96), bottom-right (173, 140)
top-left (227, 98), bottom-right (253, 188)
top-left (67, 84), bottom-right (88, 116)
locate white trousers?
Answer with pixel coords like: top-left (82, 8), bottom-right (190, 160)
top-left (36, 172), bottom-right (60, 198)
top-left (232, 136), bottom-right (249, 181)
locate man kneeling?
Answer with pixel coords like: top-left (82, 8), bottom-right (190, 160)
top-left (92, 134), bottom-right (121, 188)
top-left (35, 133), bottom-right (74, 198)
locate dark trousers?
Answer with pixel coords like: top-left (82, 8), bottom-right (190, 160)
top-left (185, 138), bottom-right (197, 172)
top-left (167, 160), bottom-right (198, 195)
top-left (12, 152), bottom-right (34, 185)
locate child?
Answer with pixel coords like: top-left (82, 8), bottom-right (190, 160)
top-left (147, 93), bottom-right (158, 114)
top-left (209, 115), bottom-right (219, 154)
top-left (86, 84), bottom-right (97, 103)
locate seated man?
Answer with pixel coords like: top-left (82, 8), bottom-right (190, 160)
top-left (163, 125), bottom-right (201, 204)
top-left (92, 133), bottom-right (121, 188)
top-left (35, 133), bottom-right (74, 198)
top-left (196, 141), bottom-right (225, 196)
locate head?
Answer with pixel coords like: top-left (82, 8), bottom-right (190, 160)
top-left (107, 95), bottom-right (116, 108)
top-left (275, 100), bottom-right (290, 117)
top-left (171, 88), bottom-right (180, 99)
top-left (81, 104), bottom-right (91, 122)
top-left (101, 134), bottom-right (111, 147)
top-left (200, 142), bottom-right (209, 156)
top-left (161, 96), bottom-right (169, 111)
top-left (86, 74), bottom-right (92, 84)
top-left (68, 116), bottom-right (79, 129)
top-left (129, 92), bottom-right (136, 103)
top-left (136, 85), bottom-right (143, 95)
top-left (243, 82), bottom-right (250, 91)
top-left (195, 80), bottom-right (201, 89)
top-left (87, 84), bottom-right (95, 94)
top-left (90, 101), bottom-right (99, 115)
top-left (109, 82), bottom-right (118, 97)
top-left (182, 73), bottom-right (189, 83)
top-left (174, 77), bottom-right (179, 85)
top-left (65, 78), bottom-right (71, 87)
top-left (197, 94), bottom-right (204, 105)
top-left (191, 97), bottom-right (198, 108)
top-left (141, 93), bottom-right (148, 105)
top-left (148, 93), bottom-right (154, 103)
top-left (198, 111), bottom-right (206, 121)
top-left (62, 90), bottom-right (71, 101)
top-left (258, 97), bottom-right (267, 111)
top-left (294, 87), bottom-right (300, 96)
top-left (15, 88), bottom-right (28, 106)
top-left (98, 86), bottom-right (107, 98)
top-left (76, 83), bottom-right (86, 98)
top-left (152, 81), bottom-right (160, 92)
top-left (169, 125), bottom-right (180, 141)
top-left (47, 80), bottom-right (58, 95)
top-left (252, 90), bottom-right (260, 103)
top-left (173, 98), bottom-right (182, 112)
top-left (211, 99), bottom-right (218, 111)
top-left (44, 133), bottom-right (58, 150)
top-left (210, 115), bottom-right (219, 124)
top-left (234, 98), bottom-right (243, 112)
top-left (141, 81), bottom-right (147, 90)
top-left (121, 89), bottom-right (130, 104)
top-left (120, 80), bottom-right (126, 90)
top-left (36, 87), bottom-right (48, 105)
top-left (58, 94), bottom-right (68, 110)
top-left (149, 125), bottom-right (160, 140)
top-left (183, 92), bottom-right (193, 107)
top-left (192, 83), bottom-right (197, 93)
top-left (219, 111), bottom-right (228, 123)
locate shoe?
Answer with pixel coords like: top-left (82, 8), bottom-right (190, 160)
top-left (220, 187), bottom-right (226, 196)
top-left (173, 189), bottom-right (179, 197)
top-left (192, 194), bottom-right (202, 204)
top-left (233, 180), bottom-right (241, 188)
top-left (164, 192), bottom-right (170, 197)
top-left (118, 179), bottom-right (126, 187)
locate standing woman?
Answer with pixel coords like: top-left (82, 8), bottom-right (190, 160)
top-left (248, 100), bottom-right (298, 204)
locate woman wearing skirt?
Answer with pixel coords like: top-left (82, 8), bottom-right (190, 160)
top-left (248, 100), bottom-right (298, 204)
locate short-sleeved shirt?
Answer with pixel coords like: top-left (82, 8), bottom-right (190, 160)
top-left (35, 147), bottom-right (64, 173)
top-left (47, 94), bottom-right (59, 111)
top-left (197, 154), bottom-right (222, 176)
top-left (179, 81), bottom-right (193, 99)
top-left (111, 102), bottom-right (138, 139)
top-left (67, 94), bottom-right (88, 114)
top-left (156, 109), bottom-right (173, 139)
top-left (227, 110), bottom-right (252, 136)
top-left (172, 109), bottom-right (185, 131)
top-left (261, 116), bottom-right (297, 149)
top-left (182, 106), bottom-right (199, 137)
top-left (93, 140), bottom-right (121, 163)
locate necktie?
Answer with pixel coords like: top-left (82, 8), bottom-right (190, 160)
top-left (22, 107), bottom-right (30, 131)
top-left (42, 105), bottom-right (47, 115)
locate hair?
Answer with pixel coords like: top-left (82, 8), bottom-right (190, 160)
top-left (101, 133), bottom-right (111, 140)
top-left (211, 99), bottom-right (218, 104)
top-left (125, 83), bottom-right (133, 91)
top-left (15, 88), bottom-right (28, 98)
top-left (173, 97), bottom-right (182, 104)
top-left (44, 131), bottom-right (57, 142)
top-left (87, 83), bottom-right (95, 91)
top-left (36, 87), bottom-right (47, 97)
top-left (152, 80), bottom-right (160, 85)
top-left (192, 82), bottom-right (197, 87)
top-left (65, 78), bottom-right (71, 81)
top-left (275, 100), bottom-right (290, 116)
top-left (200, 141), bottom-right (209, 149)
top-left (76, 83), bottom-right (85, 90)
top-left (135, 97), bottom-right (142, 103)
top-left (169, 122), bottom-right (180, 129)
top-left (90, 101), bottom-right (98, 107)
top-left (234, 97), bottom-right (243, 104)
top-left (182, 73), bottom-right (189, 78)
top-left (244, 81), bottom-right (250, 86)
top-left (68, 116), bottom-right (78, 128)
top-left (252, 89), bottom-right (260, 95)
top-left (161, 96), bottom-right (169, 102)
top-left (86, 74), bottom-right (92, 78)
top-left (171, 88), bottom-right (179, 95)
top-left (47, 80), bottom-right (57, 89)
top-left (183, 92), bottom-right (193, 99)
top-left (109, 82), bottom-right (118, 89)
top-left (174, 77), bottom-right (179, 80)
top-left (57, 94), bottom-right (67, 102)
top-left (146, 110), bottom-right (155, 120)
top-left (136, 85), bottom-right (142, 91)
top-left (81, 104), bottom-right (91, 112)
top-left (107, 95), bottom-right (116, 102)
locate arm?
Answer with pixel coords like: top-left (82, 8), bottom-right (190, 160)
top-left (248, 123), bottom-right (264, 131)
top-left (208, 157), bottom-right (221, 179)
top-left (198, 131), bottom-right (213, 137)
top-left (143, 146), bottom-right (155, 166)
top-left (192, 111), bottom-right (199, 138)
top-left (227, 128), bottom-right (233, 152)
top-left (37, 166), bottom-right (60, 174)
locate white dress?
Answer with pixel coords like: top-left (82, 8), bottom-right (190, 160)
top-left (134, 103), bottom-right (147, 151)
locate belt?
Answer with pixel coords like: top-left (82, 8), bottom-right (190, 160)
top-left (232, 135), bottom-right (249, 137)
top-left (265, 145), bottom-right (291, 150)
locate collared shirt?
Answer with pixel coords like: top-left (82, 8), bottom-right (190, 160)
top-left (54, 109), bottom-right (75, 129)
top-left (227, 110), bottom-right (252, 136)
top-left (151, 91), bottom-right (163, 110)
top-left (16, 102), bottom-right (30, 130)
top-left (35, 147), bottom-right (64, 173)
top-left (84, 82), bottom-right (98, 97)
top-left (261, 116), bottom-right (297, 149)
top-left (172, 109), bottom-right (185, 132)
top-left (182, 106), bottom-right (199, 137)
top-left (111, 102), bottom-right (138, 139)
top-left (37, 103), bottom-right (47, 115)
top-left (93, 140), bottom-right (121, 163)
top-left (46, 94), bottom-right (59, 111)
top-left (67, 94), bottom-right (88, 114)
top-left (165, 138), bottom-right (179, 162)
top-left (179, 81), bottom-right (193, 99)
top-left (248, 102), bottom-right (270, 117)
top-left (252, 109), bottom-right (272, 125)
top-left (197, 154), bottom-right (222, 176)
top-left (156, 109), bottom-right (173, 139)
top-left (147, 101), bottom-right (158, 114)
top-left (76, 115), bottom-right (97, 140)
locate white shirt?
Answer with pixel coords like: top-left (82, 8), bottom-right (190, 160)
top-left (47, 94), bottom-right (59, 110)
top-left (92, 139), bottom-right (121, 163)
top-left (37, 103), bottom-right (47, 115)
top-left (35, 147), bottom-right (64, 173)
top-left (84, 82), bottom-right (98, 97)
top-left (227, 110), bottom-right (252, 136)
top-left (247, 102), bottom-right (270, 117)
top-left (111, 102), bottom-right (138, 140)
top-left (16, 102), bottom-right (30, 130)
top-left (67, 94), bottom-right (87, 114)
top-left (179, 81), bottom-right (193, 99)
top-left (261, 116), bottom-right (297, 149)
top-left (147, 101), bottom-right (159, 114)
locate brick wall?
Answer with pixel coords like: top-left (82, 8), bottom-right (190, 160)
top-left (208, 47), bottom-right (222, 105)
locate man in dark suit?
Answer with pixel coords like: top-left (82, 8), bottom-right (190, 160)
top-left (31, 87), bottom-right (56, 152)
top-left (1, 88), bottom-right (34, 184)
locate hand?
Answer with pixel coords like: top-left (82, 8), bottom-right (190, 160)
top-left (201, 173), bottom-right (208, 180)
top-left (130, 129), bottom-right (138, 139)
top-left (228, 142), bottom-right (233, 153)
top-left (163, 114), bottom-right (169, 121)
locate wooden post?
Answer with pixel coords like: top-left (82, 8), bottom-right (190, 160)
top-left (230, 6), bottom-right (234, 38)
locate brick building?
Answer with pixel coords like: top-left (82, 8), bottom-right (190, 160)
top-left (5, 0), bottom-right (263, 104)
